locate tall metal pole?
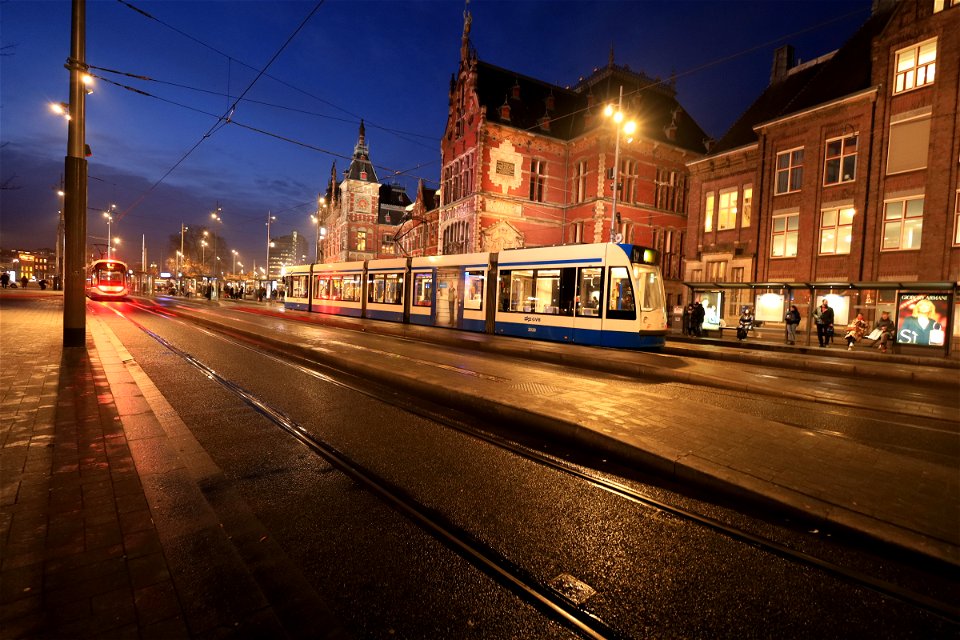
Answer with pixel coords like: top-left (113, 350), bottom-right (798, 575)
top-left (105, 215), bottom-right (111, 259)
top-left (63, 0), bottom-right (87, 347)
top-left (266, 211), bottom-right (275, 284)
top-left (609, 85), bottom-right (623, 243)
top-left (315, 194), bottom-right (321, 263)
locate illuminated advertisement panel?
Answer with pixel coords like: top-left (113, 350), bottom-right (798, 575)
top-left (698, 291), bottom-right (723, 331)
top-left (895, 292), bottom-right (950, 347)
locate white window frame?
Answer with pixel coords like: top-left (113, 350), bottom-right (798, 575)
top-left (717, 187), bottom-right (738, 230)
top-left (894, 38), bottom-right (937, 95)
top-left (823, 133), bottom-right (858, 186)
top-left (529, 159), bottom-right (546, 202)
top-left (775, 148), bottom-right (804, 195)
top-left (881, 196), bottom-right (924, 251)
top-left (818, 206), bottom-right (855, 255)
top-left (771, 212), bottom-right (799, 258)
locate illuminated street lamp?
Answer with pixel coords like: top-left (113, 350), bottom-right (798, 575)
top-left (265, 212), bottom-right (276, 281)
top-left (103, 212), bottom-right (112, 258)
top-left (313, 195), bottom-right (328, 263)
top-left (232, 249), bottom-right (239, 276)
top-left (201, 239), bottom-right (208, 272)
top-left (603, 86), bottom-right (637, 243)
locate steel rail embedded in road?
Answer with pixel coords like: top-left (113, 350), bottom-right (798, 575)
top-left (117, 300), bottom-right (960, 626)
top-left (111, 302), bottom-right (626, 640)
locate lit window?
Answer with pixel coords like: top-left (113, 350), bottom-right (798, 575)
top-left (741, 185), bottom-right (752, 228)
top-left (357, 231), bottom-right (366, 251)
top-left (819, 207), bottom-right (855, 255)
top-left (717, 188), bottom-right (738, 230)
top-left (954, 190), bottom-right (960, 246)
top-left (771, 212), bottom-right (799, 258)
top-left (704, 192), bottom-right (715, 232)
top-left (882, 197), bottom-right (924, 251)
top-left (894, 39), bottom-right (936, 94)
top-left (887, 113), bottom-right (931, 174)
top-left (824, 134), bottom-right (858, 185)
top-left (775, 148), bottom-right (804, 194)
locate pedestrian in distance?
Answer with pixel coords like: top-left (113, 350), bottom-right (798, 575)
top-left (0, 272), bottom-right (9, 288)
top-left (784, 304), bottom-right (801, 345)
top-left (20, 276), bottom-right (28, 289)
top-left (844, 313), bottom-right (868, 350)
top-left (873, 310), bottom-right (896, 353)
top-left (692, 301), bottom-right (705, 337)
top-left (682, 304), bottom-right (692, 336)
top-left (38, 278), bottom-right (47, 290)
top-left (737, 307), bottom-right (754, 341)
top-left (815, 300), bottom-right (834, 347)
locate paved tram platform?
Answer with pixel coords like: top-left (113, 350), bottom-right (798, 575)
top-left (1, 290), bottom-right (958, 637)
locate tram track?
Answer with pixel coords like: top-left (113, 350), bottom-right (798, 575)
top-left (111, 301), bottom-right (960, 628)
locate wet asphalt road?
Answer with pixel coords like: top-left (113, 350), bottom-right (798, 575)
top-left (89, 300), bottom-right (958, 638)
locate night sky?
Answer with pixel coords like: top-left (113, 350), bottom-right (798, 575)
top-left (1, 0), bottom-right (872, 268)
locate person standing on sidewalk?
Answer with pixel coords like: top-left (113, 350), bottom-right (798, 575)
top-left (692, 301), bottom-right (705, 337)
top-left (815, 300), bottom-right (834, 347)
top-left (784, 305), bottom-right (801, 345)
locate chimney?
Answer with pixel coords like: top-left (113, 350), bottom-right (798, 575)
top-left (500, 96), bottom-right (511, 122)
top-left (770, 45), bottom-right (796, 84)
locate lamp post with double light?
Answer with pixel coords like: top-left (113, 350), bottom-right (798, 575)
top-left (603, 86), bottom-right (637, 243)
top-left (232, 249), bottom-right (239, 277)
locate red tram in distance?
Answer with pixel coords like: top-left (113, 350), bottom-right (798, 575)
top-left (86, 258), bottom-right (130, 300)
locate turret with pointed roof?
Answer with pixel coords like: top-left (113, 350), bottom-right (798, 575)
top-left (346, 120), bottom-right (378, 183)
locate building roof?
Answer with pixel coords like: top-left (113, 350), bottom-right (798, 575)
top-left (475, 58), bottom-right (708, 154)
top-left (710, 6), bottom-right (896, 154)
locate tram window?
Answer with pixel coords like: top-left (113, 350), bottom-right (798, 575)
top-left (329, 277), bottom-right (342, 300)
top-left (464, 270), bottom-right (484, 310)
top-left (384, 273), bottom-right (403, 305)
top-left (607, 266), bottom-right (637, 320)
top-left (507, 270), bottom-right (534, 312)
top-left (635, 265), bottom-right (664, 312)
top-left (368, 275), bottom-right (386, 303)
top-left (535, 269), bottom-right (561, 314)
top-left (577, 267), bottom-right (603, 317)
top-left (413, 273), bottom-right (433, 306)
top-left (292, 276), bottom-right (307, 298)
top-left (342, 275), bottom-right (361, 301)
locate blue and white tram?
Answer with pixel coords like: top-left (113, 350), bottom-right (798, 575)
top-left (283, 243), bottom-right (667, 350)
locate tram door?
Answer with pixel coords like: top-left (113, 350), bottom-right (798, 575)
top-left (436, 268), bottom-right (461, 328)
top-left (573, 266), bottom-right (604, 344)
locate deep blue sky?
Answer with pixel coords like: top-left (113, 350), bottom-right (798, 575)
top-left (1, 0), bottom-right (872, 267)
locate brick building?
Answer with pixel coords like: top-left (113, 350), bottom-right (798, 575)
top-left (684, 0), bottom-right (959, 351)
top-left (438, 10), bottom-right (708, 306)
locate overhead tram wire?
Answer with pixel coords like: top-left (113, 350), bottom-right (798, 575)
top-left (86, 63), bottom-right (439, 149)
top-left (115, 0), bottom-right (434, 151)
top-left (88, 71), bottom-right (441, 187)
top-left (113, 0), bottom-right (326, 224)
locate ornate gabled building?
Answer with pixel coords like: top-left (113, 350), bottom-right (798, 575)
top-left (395, 179), bottom-right (440, 258)
top-left (684, 0), bottom-right (959, 348)
top-left (321, 122), bottom-right (382, 263)
top-left (438, 9), bottom-right (708, 306)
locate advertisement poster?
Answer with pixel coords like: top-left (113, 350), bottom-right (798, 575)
top-left (699, 292), bottom-right (723, 331)
top-left (895, 292), bottom-right (950, 347)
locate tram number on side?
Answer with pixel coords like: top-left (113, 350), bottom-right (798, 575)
top-left (523, 315), bottom-right (541, 324)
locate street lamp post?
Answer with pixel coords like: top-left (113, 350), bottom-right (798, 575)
top-left (103, 211), bottom-right (112, 259)
top-left (266, 212), bottom-right (276, 282)
top-left (232, 249), bottom-right (238, 276)
top-left (603, 86), bottom-right (637, 243)
top-left (201, 239), bottom-right (207, 272)
top-left (313, 195), bottom-right (327, 263)
top-left (211, 205), bottom-right (222, 275)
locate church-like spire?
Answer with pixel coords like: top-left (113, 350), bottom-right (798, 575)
top-left (347, 120), bottom-right (378, 183)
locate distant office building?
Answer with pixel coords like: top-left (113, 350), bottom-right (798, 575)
top-left (269, 231), bottom-right (308, 280)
